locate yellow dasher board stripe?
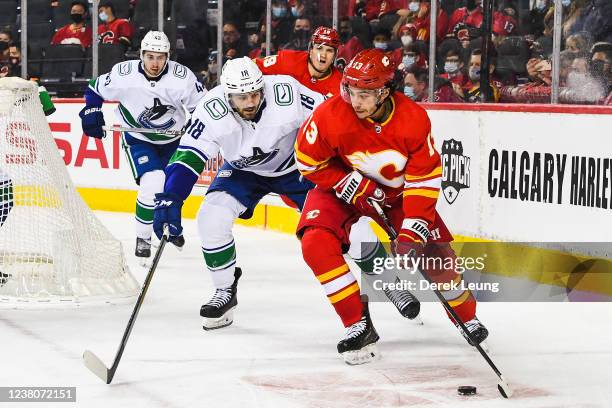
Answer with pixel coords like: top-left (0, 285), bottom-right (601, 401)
top-left (11, 185), bottom-right (62, 208)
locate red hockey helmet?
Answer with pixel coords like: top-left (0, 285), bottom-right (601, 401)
top-left (310, 26), bottom-right (341, 49)
top-left (342, 48), bottom-right (396, 90)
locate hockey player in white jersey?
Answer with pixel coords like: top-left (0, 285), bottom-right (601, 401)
top-left (152, 57), bottom-right (325, 329)
top-left (79, 31), bottom-right (206, 261)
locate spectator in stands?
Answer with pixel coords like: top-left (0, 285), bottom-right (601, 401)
top-left (51, 1), bottom-right (93, 48)
top-left (561, 54), bottom-right (605, 103)
top-left (440, 49), bottom-right (469, 88)
top-left (577, 0), bottom-right (612, 43)
top-left (223, 22), bottom-right (249, 58)
top-left (372, 27), bottom-right (393, 52)
top-left (561, 0), bottom-right (590, 39)
top-left (565, 33), bottom-right (590, 54)
top-left (97, 0), bottom-right (133, 48)
top-left (589, 42), bottom-right (611, 101)
top-left (363, 0), bottom-right (405, 22)
top-left (500, 58), bottom-right (552, 103)
top-left (525, 0), bottom-right (551, 38)
top-left (413, 0), bottom-right (449, 43)
top-left (0, 30), bottom-right (10, 67)
top-left (336, 16), bottom-right (365, 71)
top-left (403, 66), bottom-right (462, 102)
top-left (448, 0), bottom-right (484, 35)
top-left (282, 16), bottom-right (313, 51)
top-left (289, 0), bottom-right (310, 18)
top-left (457, 48), bottom-right (500, 102)
top-left (266, 0), bottom-right (293, 50)
top-left (391, 23), bottom-right (425, 69)
top-left (559, 49), bottom-right (578, 85)
top-left (492, 6), bottom-right (518, 47)
top-left (174, 14), bottom-right (210, 81)
top-left (7, 44), bottom-right (20, 77)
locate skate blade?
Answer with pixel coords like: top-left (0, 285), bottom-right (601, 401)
top-left (341, 343), bottom-right (380, 365)
top-left (202, 308), bottom-right (235, 331)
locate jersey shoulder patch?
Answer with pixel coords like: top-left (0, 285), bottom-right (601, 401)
top-left (172, 62), bottom-right (189, 79)
top-left (116, 60), bottom-right (135, 76)
top-left (200, 89), bottom-right (230, 121)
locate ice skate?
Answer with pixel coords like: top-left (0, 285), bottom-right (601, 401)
top-left (200, 268), bottom-right (242, 330)
top-left (383, 277), bottom-right (421, 320)
top-left (337, 300), bottom-right (380, 365)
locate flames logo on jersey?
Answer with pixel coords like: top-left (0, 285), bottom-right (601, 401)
top-left (138, 97), bottom-right (177, 130)
top-left (230, 147), bottom-right (280, 169)
top-left (344, 150), bottom-right (407, 188)
top-left (441, 139), bottom-right (470, 204)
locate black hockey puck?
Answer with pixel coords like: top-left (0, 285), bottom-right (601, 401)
top-left (457, 386), bottom-right (477, 396)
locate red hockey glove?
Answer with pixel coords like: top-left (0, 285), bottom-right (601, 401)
top-left (394, 218), bottom-right (430, 258)
top-left (334, 170), bottom-right (386, 215)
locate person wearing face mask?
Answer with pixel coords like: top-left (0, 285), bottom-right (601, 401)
top-left (403, 67), bottom-right (463, 102)
top-left (590, 42), bottom-right (612, 100)
top-left (289, 0), bottom-right (308, 18)
top-left (391, 24), bottom-right (428, 70)
top-left (440, 49), bottom-right (469, 88)
top-left (281, 16), bottom-right (313, 51)
top-left (336, 17), bottom-right (365, 72)
top-left (394, 1), bottom-right (448, 44)
top-left (461, 48), bottom-right (500, 102)
top-left (260, 0), bottom-right (293, 50)
top-left (51, 1), bottom-right (93, 48)
top-left (372, 28), bottom-right (393, 52)
top-left (0, 31), bottom-right (11, 66)
top-left (97, 0), bottom-right (133, 48)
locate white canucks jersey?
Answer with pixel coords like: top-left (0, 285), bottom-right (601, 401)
top-left (88, 59), bottom-right (206, 144)
top-left (172, 75), bottom-right (324, 177)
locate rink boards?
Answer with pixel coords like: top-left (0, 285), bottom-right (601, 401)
top-left (44, 100), bottom-right (612, 295)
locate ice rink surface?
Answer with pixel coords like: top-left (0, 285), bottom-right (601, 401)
top-left (1, 211), bottom-right (611, 408)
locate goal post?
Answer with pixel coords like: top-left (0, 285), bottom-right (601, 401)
top-left (0, 77), bottom-right (140, 308)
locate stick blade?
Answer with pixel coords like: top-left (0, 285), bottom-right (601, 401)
top-left (497, 375), bottom-right (513, 398)
top-left (83, 350), bottom-right (111, 384)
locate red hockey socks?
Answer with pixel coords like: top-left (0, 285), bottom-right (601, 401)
top-left (300, 227), bottom-right (363, 327)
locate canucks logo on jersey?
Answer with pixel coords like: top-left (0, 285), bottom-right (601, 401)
top-left (230, 147), bottom-right (280, 169)
top-left (138, 97), bottom-right (177, 130)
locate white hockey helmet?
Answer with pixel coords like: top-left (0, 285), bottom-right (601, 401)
top-left (220, 57), bottom-right (265, 103)
top-left (140, 30), bottom-right (171, 61)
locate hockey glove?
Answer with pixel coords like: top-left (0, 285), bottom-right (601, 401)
top-left (153, 192), bottom-right (184, 246)
top-left (334, 170), bottom-right (386, 215)
top-left (79, 106), bottom-right (105, 139)
top-left (393, 218), bottom-right (430, 260)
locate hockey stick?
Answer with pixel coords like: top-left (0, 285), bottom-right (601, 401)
top-left (370, 201), bottom-right (513, 398)
top-left (102, 126), bottom-right (184, 137)
top-left (83, 227), bottom-right (169, 384)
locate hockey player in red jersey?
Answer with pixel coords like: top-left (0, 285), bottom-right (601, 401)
top-left (258, 27), bottom-right (422, 321)
top-left (295, 48), bottom-right (489, 364)
top-left (256, 26), bottom-right (343, 97)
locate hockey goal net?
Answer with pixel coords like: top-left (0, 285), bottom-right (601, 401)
top-left (0, 77), bottom-right (139, 308)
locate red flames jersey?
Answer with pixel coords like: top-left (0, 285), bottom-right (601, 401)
top-left (295, 93), bottom-right (442, 227)
top-left (51, 24), bottom-right (93, 48)
top-left (255, 49), bottom-right (343, 97)
top-left (98, 18), bottom-right (133, 45)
